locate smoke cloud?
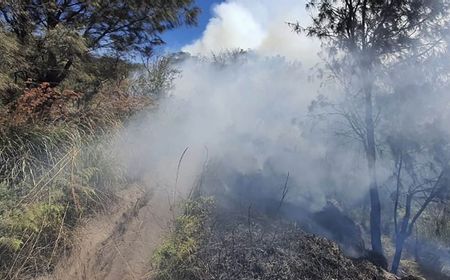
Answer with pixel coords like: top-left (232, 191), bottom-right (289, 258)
top-left (182, 0), bottom-right (320, 66)
top-left (111, 3), bottom-right (450, 274)
top-left (116, 54), bottom-right (374, 211)
top-left (110, 0), bottom-right (450, 226)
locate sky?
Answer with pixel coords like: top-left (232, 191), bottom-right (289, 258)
top-left (161, 0), bottom-right (221, 52)
top-left (161, 0), bottom-right (319, 65)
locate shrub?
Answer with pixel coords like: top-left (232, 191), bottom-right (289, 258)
top-left (9, 83), bottom-right (83, 125)
top-left (0, 106), bottom-right (126, 279)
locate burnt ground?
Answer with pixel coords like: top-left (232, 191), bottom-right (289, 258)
top-left (186, 208), bottom-right (401, 280)
top-left (181, 164), bottom-right (423, 280)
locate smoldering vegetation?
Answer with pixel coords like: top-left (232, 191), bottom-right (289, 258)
top-left (113, 47), bottom-right (450, 278)
top-left (153, 196), bottom-right (400, 280)
top-left (117, 53), bottom-right (369, 209)
top-left (2, 0), bottom-right (450, 279)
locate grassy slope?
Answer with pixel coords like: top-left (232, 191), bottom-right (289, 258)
top-left (0, 81), bottom-right (151, 279)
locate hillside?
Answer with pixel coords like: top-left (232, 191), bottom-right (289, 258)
top-left (2, 1), bottom-right (450, 279)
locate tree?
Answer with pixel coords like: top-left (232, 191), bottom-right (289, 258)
top-left (0, 0), bottom-right (200, 86)
top-left (381, 52), bottom-right (450, 273)
top-left (294, 0), bottom-right (450, 260)
top-left (387, 136), bottom-right (450, 273)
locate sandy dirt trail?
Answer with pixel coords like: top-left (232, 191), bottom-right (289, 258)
top-left (39, 184), bottom-right (173, 280)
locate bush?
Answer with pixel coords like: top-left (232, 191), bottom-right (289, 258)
top-left (9, 82), bottom-right (82, 125)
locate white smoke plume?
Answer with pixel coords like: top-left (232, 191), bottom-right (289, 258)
top-left (113, 0), bottom-right (450, 219)
top-left (182, 0), bottom-right (319, 66)
top-left (111, 2), bottom-right (450, 274)
top-left (116, 55), bottom-right (373, 211)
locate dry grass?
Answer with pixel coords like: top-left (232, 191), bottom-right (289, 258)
top-left (0, 81), bottom-right (150, 279)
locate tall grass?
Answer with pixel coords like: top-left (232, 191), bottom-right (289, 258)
top-left (0, 54), bottom-right (175, 278)
top-left (0, 87), bottom-right (139, 279)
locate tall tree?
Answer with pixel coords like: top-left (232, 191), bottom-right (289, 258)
top-left (381, 49), bottom-right (450, 273)
top-left (0, 0), bottom-right (200, 86)
top-left (293, 0), bottom-right (450, 258)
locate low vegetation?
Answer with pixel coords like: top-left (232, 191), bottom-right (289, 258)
top-left (152, 196), bottom-right (419, 280)
top-left (1, 0), bottom-right (450, 279)
top-left (153, 197), bottom-right (214, 280)
top-left (0, 0), bottom-right (198, 277)
top-left (0, 81), bottom-right (142, 278)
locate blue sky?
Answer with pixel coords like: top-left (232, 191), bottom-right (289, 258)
top-left (161, 0), bottom-right (222, 52)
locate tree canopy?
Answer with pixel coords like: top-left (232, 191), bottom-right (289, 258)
top-left (298, 0), bottom-right (450, 273)
top-left (296, 0), bottom-right (450, 66)
top-left (0, 0), bottom-right (200, 86)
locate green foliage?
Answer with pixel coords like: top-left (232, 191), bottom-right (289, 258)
top-left (297, 0), bottom-right (450, 65)
top-left (0, 201), bottom-right (66, 277)
top-left (211, 49), bottom-right (248, 67)
top-left (0, 237), bottom-right (22, 252)
top-left (62, 55), bottom-right (138, 94)
top-left (0, 1), bottom-right (188, 277)
top-left (30, 25), bottom-right (88, 86)
top-left (3, 203), bottom-right (64, 234)
top-left (153, 197), bottom-right (214, 280)
top-left (0, 0), bottom-right (200, 87)
top-left (299, 0), bottom-right (450, 273)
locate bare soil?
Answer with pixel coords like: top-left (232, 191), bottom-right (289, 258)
top-left (38, 184), bottom-right (173, 280)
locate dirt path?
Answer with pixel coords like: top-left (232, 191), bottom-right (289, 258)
top-left (39, 184), bottom-right (173, 280)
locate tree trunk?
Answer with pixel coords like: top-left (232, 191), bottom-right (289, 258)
top-left (391, 194), bottom-right (412, 274)
top-left (391, 234), bottom-right (406, 274)
top-left (40, 51), bottom-right (73, 87)
top-left (364, 74), bottom-right (383, 255)
top-left (369, 184), bottom-right (382, 253)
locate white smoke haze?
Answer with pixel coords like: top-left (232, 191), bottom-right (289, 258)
top-left (114, 51), bottom-right (450, 216)
top-left (116, 54), bottom-right (376, 211)
top-left (108, 3), bottom-right (450, 275)
top-left (109, 0), bottom-right (450, 234)
top-left (182, 0), bottom-right (320, 67)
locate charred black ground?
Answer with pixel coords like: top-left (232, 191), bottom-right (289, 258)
top-left (193, 209), bottom-right (395, 280)
top-left (152, 194), bottom-right (421, 280)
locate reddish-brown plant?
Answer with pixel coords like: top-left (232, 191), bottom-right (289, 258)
top-left (10, 83), bottom-right (83, 125)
